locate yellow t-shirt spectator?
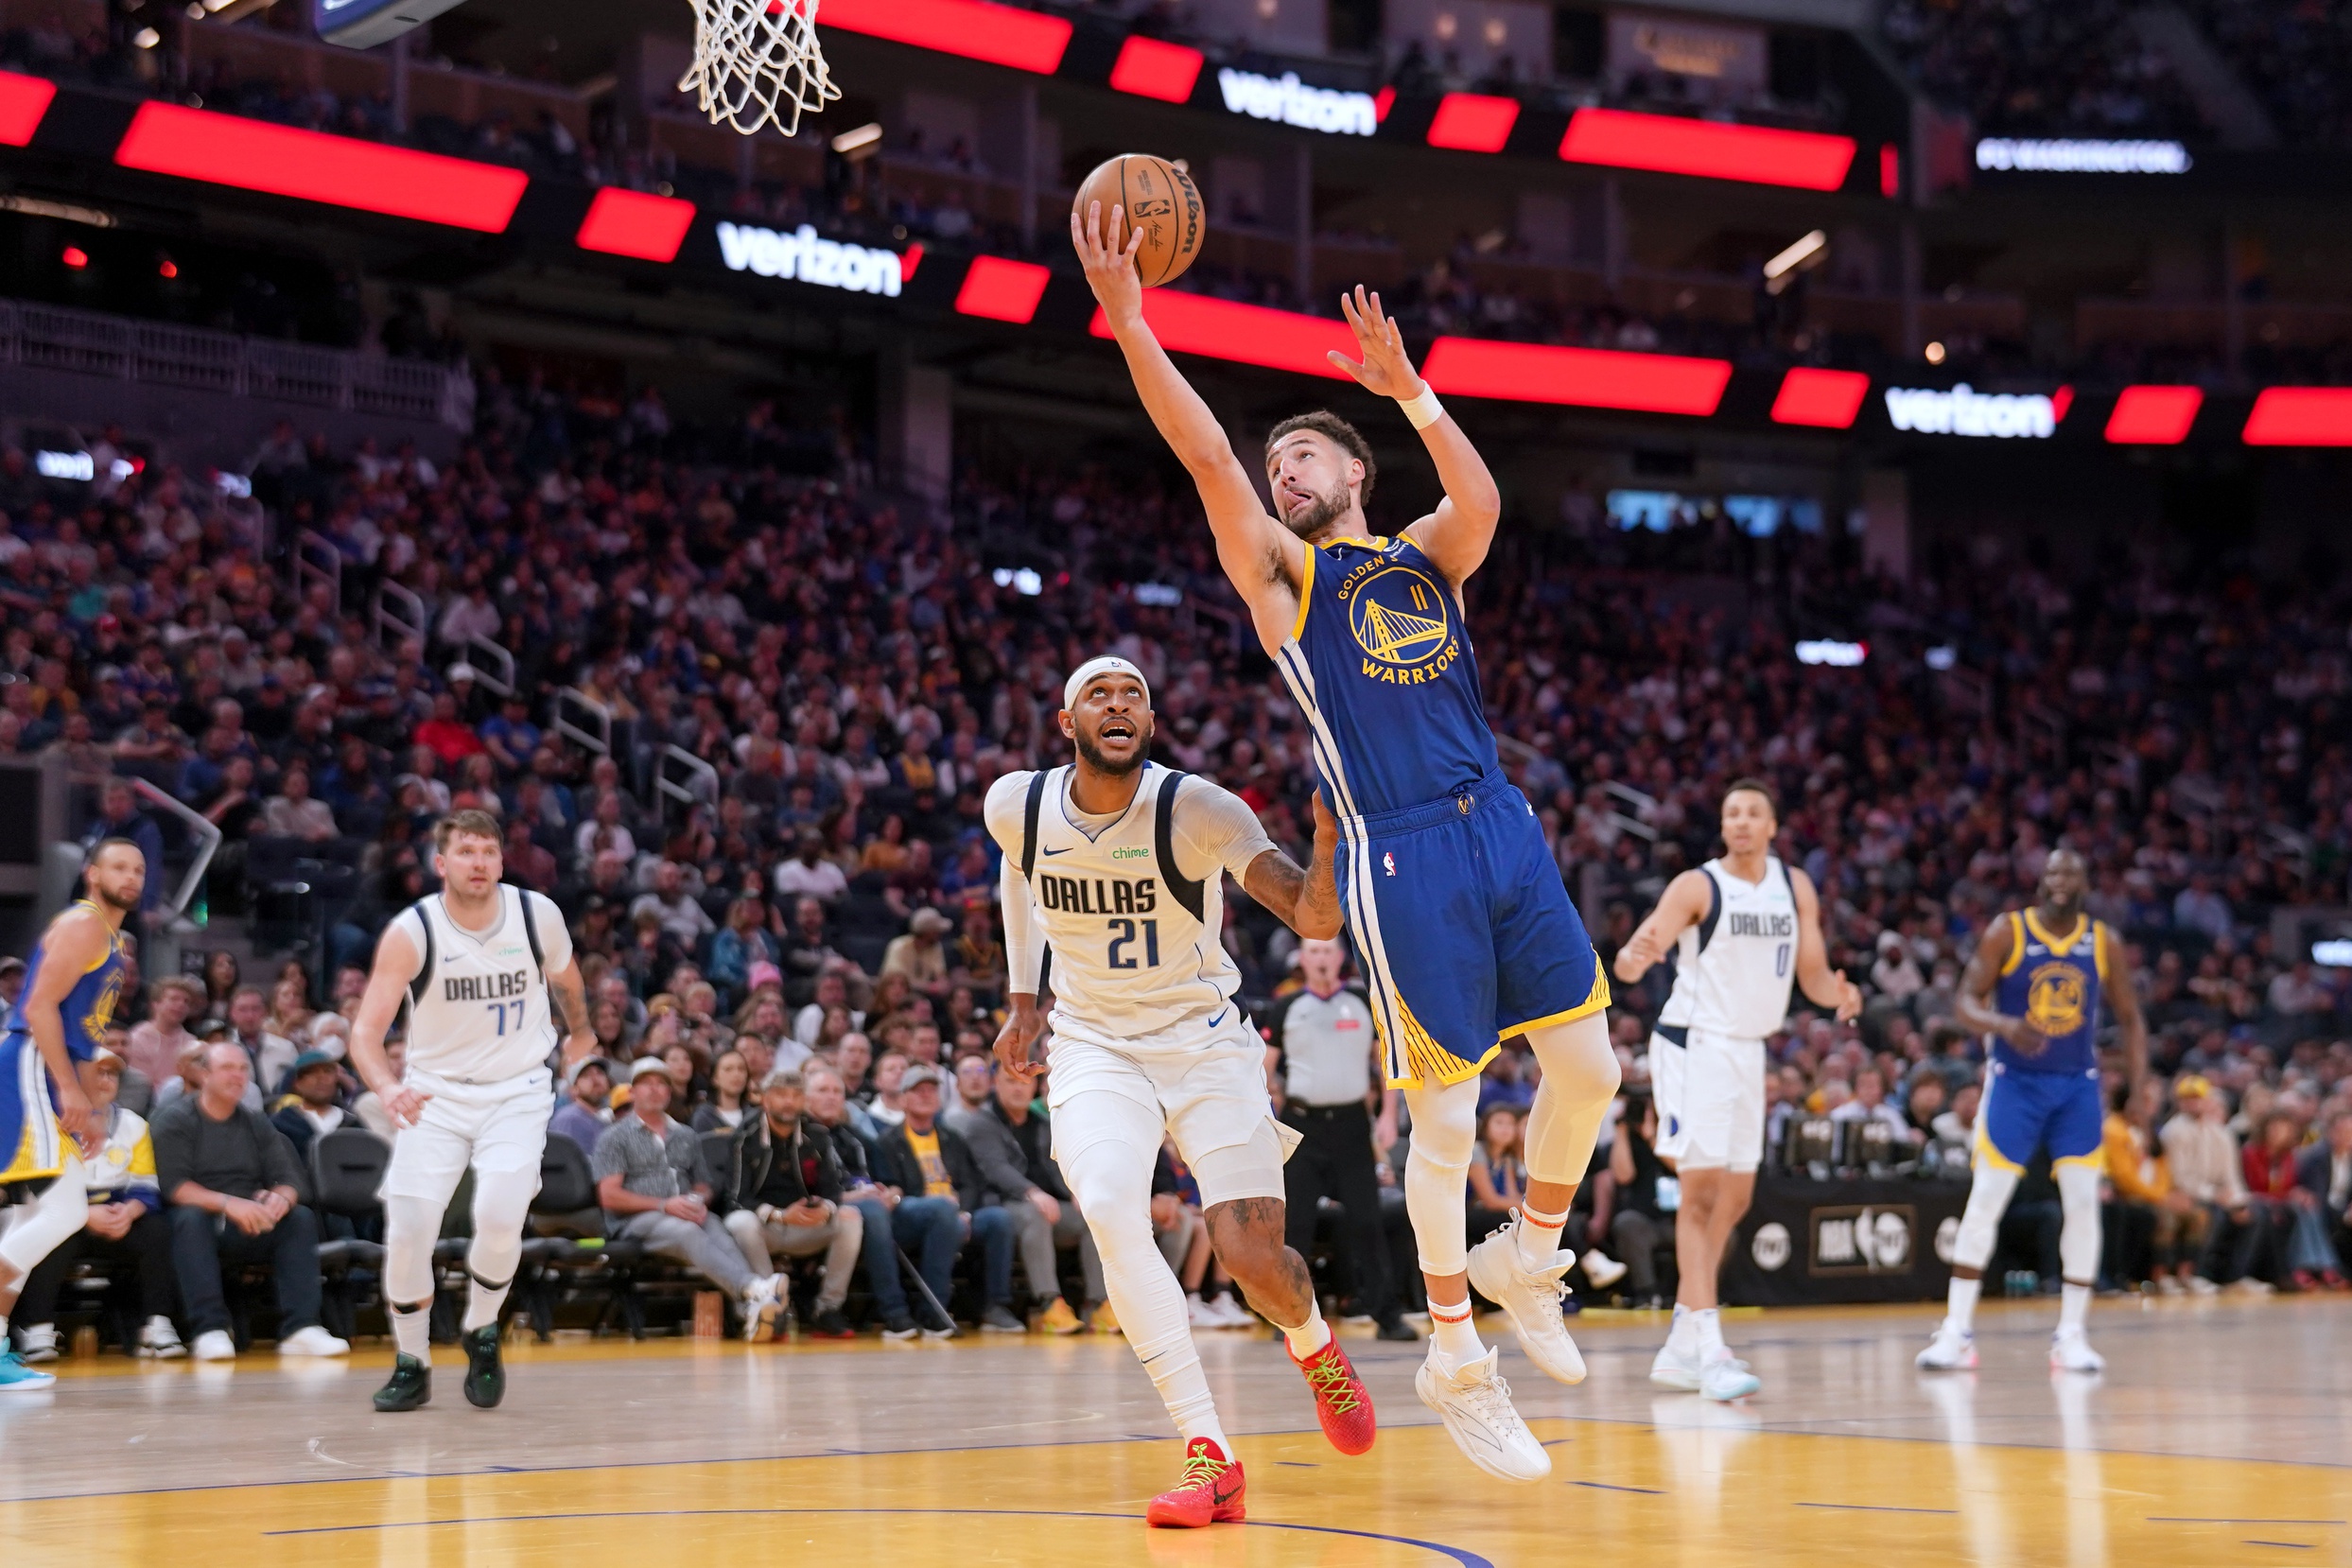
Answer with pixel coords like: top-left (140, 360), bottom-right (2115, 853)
top-left (2102, 1111), bottom-right (2171, 1203)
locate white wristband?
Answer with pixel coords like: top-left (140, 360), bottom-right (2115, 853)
top-left (1397, 385), bottom-right (1444, 429)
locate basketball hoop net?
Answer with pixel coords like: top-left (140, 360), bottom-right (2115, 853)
top-left (680, 0), bottom-right (840, 138)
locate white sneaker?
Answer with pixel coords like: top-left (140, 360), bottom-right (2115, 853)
top-left (1915, 1322), bottom-right (1977, 1371)
top-left (191, 1330), bottom-right (237, 1362)
top-left (2155, 1275), bottom-right (2184, 1298)
top-left (744, 1276), bottom-right (785, 1342)
top-left (1699, 1354), bottom-right (1761, 1401)
top-left (139, 1317), bottom-right (187, 1360)
top-left (1187, 1295), bottom-right (1225, 1330)
top-left (278, 1326), bottom-right (350, 1357)
top-left (17, 1326), bottom-right (59, 1364)
top-left (2187, 1275), bottom-right (2220, 1297)
top-left (2226, 1277), bottom-right (2274, 1297)
top-left (2048, 1327), bottom-right (2104, 1373)
top-left (1465, 1217), bottom-right (1586, 1384)
top-left (1415, 1346), bottom-right (1552, 1484)
top-left (1649, 1336), bottom-right (1702, 1391)
top-left (1211, 1295), bottom-right (1257, 1329)
top-left (1579, 1249), bottom-right (1629, 1290)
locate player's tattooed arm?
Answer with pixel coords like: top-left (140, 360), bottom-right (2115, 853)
top-left (548, 957), bottom-right (596, 1066)
top-left (1244, 793), bottom-right (1343, 941)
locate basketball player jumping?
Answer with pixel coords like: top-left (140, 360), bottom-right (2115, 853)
top-left (347, 809), bottom-right (600, 1412)
top-left (1612, 780), bottom-right (1859, 1401)
top-left (1078, 206), bottom-right (1623, 1485)
top-left (0, 840), bottom-right (143, 1391)
top-left (990, 655), bottom-right (1376, 1528)
top-left (1920, 847), bottom-right (2144, 1373)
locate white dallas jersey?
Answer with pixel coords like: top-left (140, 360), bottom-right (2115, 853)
top-left (988, 763), bottom-right (1272, 1038)
top-left (392, 884), bottom-right (572, 1083)
top-left (1658, 856), bottom-right (1799, 1041)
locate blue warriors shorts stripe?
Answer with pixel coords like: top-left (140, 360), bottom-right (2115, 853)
top-left (1975, 1061), bottom-right (2103, 1174)
top-left (1333, 768), bottom-right (1611, 1089)
top-left (0, 1034), bottom-right (65, 1184)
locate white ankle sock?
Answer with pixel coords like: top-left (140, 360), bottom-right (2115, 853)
top-left (1429, 1298), bottom-right (1482, 1368)
top-left (2059, 1281), bottom-right (2090, 1333)
top-left (1514, 1205), bottom-right (1569, 1271)
top-left (390, 1303), bottom-right (431, 1359)
top-left (1692, 1307), bottom-right (1727, 1363)
top-left (1945, 1276), bottom-right (1982, 1334)
top-left (1665, 1301), bottom-right (1693, 1347)
top-left (1281, 1298), bottom-right (1332, 1358)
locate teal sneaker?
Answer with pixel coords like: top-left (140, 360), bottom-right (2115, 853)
top-left (0, 1350), bottom-right (58, 1392)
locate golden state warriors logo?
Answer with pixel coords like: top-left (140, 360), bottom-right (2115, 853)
top-left (1341, 564), bottom-right (1461, 685)
top-left (2025, 962), bottom-right (2087, 1037)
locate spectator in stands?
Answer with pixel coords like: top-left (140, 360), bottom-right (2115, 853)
top-left (803, 1059), bottom-right (954, 1339)
top-left (85, 778), bottom-right (164, 914)
top-left (263, 763), bottom-right (338, 842)
top-left (10, 1048), bottom-right (183, 1362)
top-left (351, 1035), bottom-right (407, 1140)
top-left (632, 860), bottom-right (715, 953)
top-left (124, 975), bottom-right (203, 1090)
top-left (414, 689), bottom-right (482, 768)
top-left (2300, 1110), bottom-right (2352, 1284)
top-left (881, 908), bottom-right (953, 998)
top-left (2244, 1110), bottom-right (2340, 1291)
top-left (873, 1063), bottom-right (1017, 1333)
top-left (775, 830), bottom-right (848, 905)
top-left (503, 814), bottom-right (558, 894)
top-left (708, 898), bottom-right (780, 1003)
top-left (694, 1049), bottom-right (753, 1133)
top-left (948, 1060), bottom-right (1103, 1334)
top-left (550, 1057), bottom-right (613, 1152)
top-left (1830, 1069), bottom-right (1917, 1146)
top-left (1607, 1094), bottom-right (1672, 1309)
top-left (793, 970), bottom-right (859, 1049)
top-left (2103, 1077), bottom-right (2202, 1292)
top-left (224, 985), bottom-right (298, 1101)
top-left (0, 955), bottom-right (23, 1032)
top-left (592, 1057), bottom-right (787, 1337)
top-left (1467, 1106), bottom-right (1526, 1246)
top-left (718, 1067), bottom-right (862, 1337)
top-left (270, 1051), bottom-right (351, 1163)
top-left (151, 1042), bottom-right (347, 1361)
top-left (2162, 1076), bottom-right (2252, 1289)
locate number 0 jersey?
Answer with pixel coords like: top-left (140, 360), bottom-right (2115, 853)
top-left (987, 764), bottom-right (1275, 1039)
top-left (390, 884), bottom-right (573, 1083)
top-left (1657, 857), bottom-right (1800, 1041)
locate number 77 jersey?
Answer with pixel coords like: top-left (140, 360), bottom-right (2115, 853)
top-left (985, 763), bottom-right (1273, 1039)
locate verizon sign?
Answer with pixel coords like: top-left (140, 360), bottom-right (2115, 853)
top-left (715, 222), bottom-right (906, 296)
top-left (1884, 383), bottom-right (2057, 439)
top-left (1216, 68), bottom-right (1378, 136)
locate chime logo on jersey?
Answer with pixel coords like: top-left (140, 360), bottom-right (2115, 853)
top-left (1340, 562), bottom-right (1460, 680)
top-left (444, 968), bottom-right (533, 1003)
top-left (1036, 874), bottom-right (1158, 915)
top-left (2026, 963), bottom-right (2088, 1036)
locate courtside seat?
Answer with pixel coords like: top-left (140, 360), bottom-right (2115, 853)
top-left (310, 1127), bottom-right (391, 1341)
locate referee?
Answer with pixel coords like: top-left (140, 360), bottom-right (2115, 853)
top-left (1267, 937), bottom-right (1415, 1341)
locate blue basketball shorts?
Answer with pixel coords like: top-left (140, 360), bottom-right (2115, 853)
top-left (1976, 1060), bottom-right (2104, 1173)
top-left (1333, 769), bottom-right (1611, 1088)
top-left (0, 1033), bottom-right (66, 1184)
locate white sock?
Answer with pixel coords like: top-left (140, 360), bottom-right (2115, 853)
top-left (1693, 1306), bottom-right (1727, 1364)
top-left (1665, 1301), bottom-right (1694, 1346)
top-left (1514, 1205), bottom-right (1569, 1271)
top-left (390, 1303), bottom-right (431, 1359)
top-left (1945, 1275), bottom-right (1982, 1335)
top-left (2059, 1281), bottom-right (2090, 1333)
top-left (462, 1282), bottom-right (511, 1334)
top-left (0, 1313), bottom-right (9, 1340)
top-left (1429, 1298), bottom-right (1482, 1368)
top-left (1281, 1297), bottom-right (1332, 1359)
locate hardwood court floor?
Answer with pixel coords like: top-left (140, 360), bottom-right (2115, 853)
top-left (2, 1296), bottom-right (2349, 1566)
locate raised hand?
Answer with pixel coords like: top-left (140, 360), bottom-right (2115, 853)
top-left (1071, 200), bottom-right (1147, 329)
top-left (1327, 285), bottom-right (1425, 400)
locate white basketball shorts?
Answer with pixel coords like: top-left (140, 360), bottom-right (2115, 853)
top-left (1044, 1006), bottom-right (1302, 1209)
top-left (1649, 1027), bottom-right (1766, 1173)
top-left (380, 1066), bottom-right (554, 1203)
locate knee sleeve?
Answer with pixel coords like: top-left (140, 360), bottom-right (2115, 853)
top-left (1952, 1162), bottom-right (2020, 1272)
top-left (1520, 1012), bottom-right (1622, 1187)
top-left (1402, 1076), bottom-right (1480, 1276)
top-left (1061, 1135), bottom-right (1187, 1356)
top-left (384, 1193), bottom-right (444, 1307)
top-left (465, 1164), bottom-right (538, 1287)
top-left (0, 1155), bottom-right (89, 1275)
top-left (2057, 1162), bottom-right (2101, 1283)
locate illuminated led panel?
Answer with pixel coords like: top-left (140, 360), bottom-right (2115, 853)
top-left (2242, 387), bottom-right (2352, 445)
top-left (575, 188), bottom-right (697, 262)
top-left (113, 102), bottom-right (527, 231)
top-left (1089, 292), bottom-right (1355, 379)
top-left (1109, 36), bottom-right (1204, 102)
top-left (820, 0), bottom-right (1071, 74)
top-left (1771, 367), bottom-right (1872, 428)
top-left (2104, 385), bottom-right (2203, 444)
top-left (1559, 108), bottom-right (1855, 190)
top-left (956, 256), bottom-right (1053, 323)
top-left (1422, 337), bottom-right (1731, 415)
top-left (0, 70), bottom-right (54, 146)
top-left (1425, 93), bottom-right (1520, 153)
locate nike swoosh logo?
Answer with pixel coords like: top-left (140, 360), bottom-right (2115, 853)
top-left (1212, 1477), bottom-right (1242, 1504)
top-left (1207, 1009), bottom-right (1228, 1028)
top-left (1041, 846), bottom-right (1070, 856)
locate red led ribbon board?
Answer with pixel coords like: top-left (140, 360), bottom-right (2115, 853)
top-left (1110, 36), bottom-right (1205, 102)
top-left (956, 256), bottom-right (1053, 323)
top-left (820, 0), bottom-right (1071, 74)
top-left (1426, 93), bottom-right (1520, 153)
top-left (114, 102), bottom-right (528, 232)
top-left (1090, 292), bottom-right (1356, 379)
top-left (1422, 338), bottom-right (1732, 415)
top-left (2241, 388), bottom-right (2352, 445)
top-left (2104, 385), bottom-right (2202, 445)
top-left (1771, 368), bottom-right (1872, 429)
top-left (575, 188), bottom-right (697, 263)
top-left (0, 70), bottom-right (54, 146)
top-left (1559, 108), bottom-right (1855, 190)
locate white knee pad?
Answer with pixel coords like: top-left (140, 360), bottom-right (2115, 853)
top-left (0, 1155), bottom-right (89, 1275)
top-left (466, 1163), bottom-right (539, 1286)
top-left (1520, 1012), bottom-right (1622, 1187)
top-left (1951, 1162), bottom-right (2020, 1273)
top-left (2056, 1162), bottom-right (2101, 1283)
top-left (384, 1193), bottom-right (444, 1307)
top-left (1402, 1075), bottom-right (1480, 1276)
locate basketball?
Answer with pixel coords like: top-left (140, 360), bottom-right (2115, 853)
top-left (1072, 154), bottom-right (1205, 287)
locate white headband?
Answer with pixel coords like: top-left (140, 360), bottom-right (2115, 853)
top-left (1063, 656), bottom-right (1151, 711)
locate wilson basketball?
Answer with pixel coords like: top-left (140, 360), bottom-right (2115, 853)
top-left (1073, 154), bottom-right (1205, 287)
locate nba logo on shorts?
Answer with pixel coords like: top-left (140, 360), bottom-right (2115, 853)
top-left (1384, 852), bottom-right (1396, 877)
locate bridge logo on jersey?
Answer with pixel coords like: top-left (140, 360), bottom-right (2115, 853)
top-left (2025, 962), bottom-right (2088, 1037)
top-left (1340, 564), bottom-right (1460, 681)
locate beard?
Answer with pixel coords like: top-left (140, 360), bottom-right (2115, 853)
top-left (92, 881), bottom-right (140, 913)
top-left (1074, 723), bottom-right (1149, 777)
top-left (1277, 484), bottom-right (1351, 540)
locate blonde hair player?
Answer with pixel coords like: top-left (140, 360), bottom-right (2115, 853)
top-left (1077, 207), bottom-right (1625, 1486)
top-left (1612, 779), bottom-right (1859, 1400)
top-left (988, 655), bottom-right (1374, 1528)
top-left (346, 809), bottom-right (601, 1413)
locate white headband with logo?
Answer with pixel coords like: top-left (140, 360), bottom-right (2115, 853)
top-left (1063, 655), bottom-right (1151, 711)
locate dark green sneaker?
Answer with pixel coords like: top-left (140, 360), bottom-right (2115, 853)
top-left (462, 1326), bottom-right (504, 1409)
top-left (373, 1353), bottom-right (431, 1412)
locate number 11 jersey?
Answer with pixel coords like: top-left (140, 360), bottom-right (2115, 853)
top-left (986, 763), bottom-right (1276, 1040)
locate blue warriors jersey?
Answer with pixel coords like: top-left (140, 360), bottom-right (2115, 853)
top-left (0, 902), bottom-right (128, 1181)
top-left (1275, 533), bottom-right (1498, 818)
top-left (1989, 910), bottom-right (2107, 1077)
top-left (0, 901), bottom-right (128, 1064)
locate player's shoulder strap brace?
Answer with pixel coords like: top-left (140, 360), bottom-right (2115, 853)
top-left (1019, 769), bottom-right (1053, 880)
top-left (1154, 768), bottom-right (1207, 924)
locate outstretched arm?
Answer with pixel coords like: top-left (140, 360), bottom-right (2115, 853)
top-left (1328, 287), bottom-right (1501, 588)
top-left (1788, 868), bottom-right (1862, 1020)
top-left (1612, 869), bottom-right (1713, 984)
top-left (1074, 202), bottom-right (1303, 653)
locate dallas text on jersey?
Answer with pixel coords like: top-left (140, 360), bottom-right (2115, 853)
top-left (442, 968), bottom-right (535, 1003)
top-left (1034, 873), bottom-right (1158, 915)
top-left (1726, 912), bottom-right (1795, 939)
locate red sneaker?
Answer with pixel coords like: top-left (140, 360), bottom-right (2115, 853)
top-left (1146, 1437), bottom-right (1246, 1527)
top-left (1292, 1338), bottom-right (1377, 1455)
